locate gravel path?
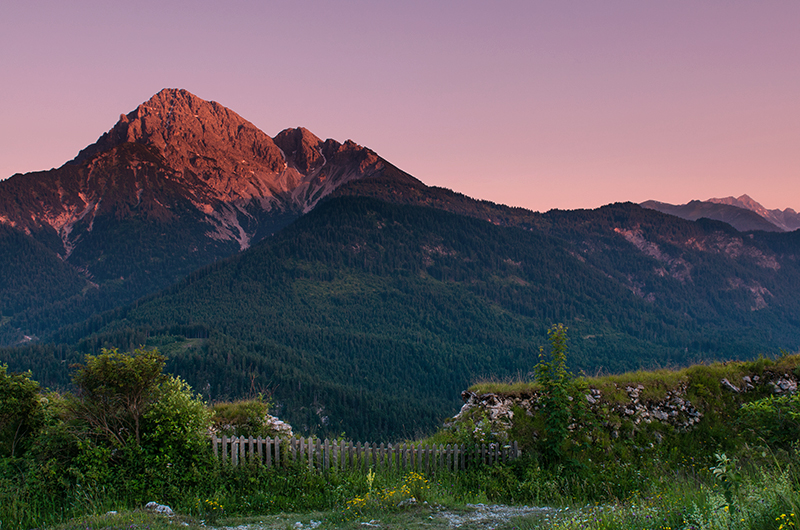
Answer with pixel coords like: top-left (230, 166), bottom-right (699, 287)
top-left (217, 503), bottom-right (559, 530)
top-left (431, 503), bottom-right (556, 528)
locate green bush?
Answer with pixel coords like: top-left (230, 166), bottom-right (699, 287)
top-left (0, 363), bottom-right (45, 458)
top-left (739, 393), bottom-right (800, 447)
top-left (69, 347), bottom-right (167, 447)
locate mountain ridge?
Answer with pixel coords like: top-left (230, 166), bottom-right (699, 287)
top-left (3, 89), bottom-right (800, 439)
top-left (707, 194), bottom-right (800, 232)
top-left (641, 194), bottom-right (800, 233)
top-left (6, 195), bottom-right (800, 438)
top-left (0, 89), bottom-right (413, 342)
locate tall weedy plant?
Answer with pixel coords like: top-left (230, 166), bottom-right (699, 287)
top-left (535, 324), bottom-right (572, 465)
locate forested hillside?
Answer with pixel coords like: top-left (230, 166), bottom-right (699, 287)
top-left (4, 195), bottom-right (800, 440)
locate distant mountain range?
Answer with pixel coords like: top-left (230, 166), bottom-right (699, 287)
top-left (641, 195), bottom-right (800, 233)
top-left (2, 89), bottom-right (800, 439)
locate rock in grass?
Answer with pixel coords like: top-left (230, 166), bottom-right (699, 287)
top-left (145, 502), bottom-right (174, 516)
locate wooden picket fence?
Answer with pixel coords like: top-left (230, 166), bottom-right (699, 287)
top-left (211, 435), bottom-right (519, 472)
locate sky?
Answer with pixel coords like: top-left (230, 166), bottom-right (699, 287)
top-left (1, 1), bottom-right (798, 213)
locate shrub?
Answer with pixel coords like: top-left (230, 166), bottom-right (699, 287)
top-left (739, 393), bottom-right (800, 448)
top-left (69, 347), bottom-right (166, 447)
top-left (0, 363), bottom-right (45, 458)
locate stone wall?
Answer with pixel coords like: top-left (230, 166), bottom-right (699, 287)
top-left (448, 368), bottom-right (799, 445)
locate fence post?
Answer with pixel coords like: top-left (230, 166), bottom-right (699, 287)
top-left (212, 435), bottom-right (219, 459)
top-left (265, 437), bottom-right (272, 468)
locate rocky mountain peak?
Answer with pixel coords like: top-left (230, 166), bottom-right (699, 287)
top-left (708, 194), bottom-right (764, 215)
top-left (73, 89), bottom-right (286, 190)
top-left (0, 88), bottom-right (403, 276)
top-left (273, 127), bottom-right (325, 174)
top-left (708, 195), bottom-right (800, 232)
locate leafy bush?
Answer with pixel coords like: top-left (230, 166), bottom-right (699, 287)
top-left (739, 393), bottom-right (800, 447)
top-left (69, 347), bottom-right (166, 447)
top-left (0, 363), bottom-right (45, 458)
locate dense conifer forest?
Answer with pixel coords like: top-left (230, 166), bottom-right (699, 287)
top-left (4, 196), bottom-right (800, 439)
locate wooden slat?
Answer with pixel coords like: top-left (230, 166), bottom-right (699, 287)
top-left (212, 435), bottom-right (520, 471)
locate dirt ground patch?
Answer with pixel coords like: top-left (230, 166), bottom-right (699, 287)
top-left (218, 503), bottom-right (559, 530)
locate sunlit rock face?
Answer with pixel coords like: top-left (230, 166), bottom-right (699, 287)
top-left (0, 88), bottom-right (402, 333)
top-left (0, 88), bottom-right (396, 260)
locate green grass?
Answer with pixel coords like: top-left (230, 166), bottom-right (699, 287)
top-left (35, 456), bottom-right (799, 530)
top-left (510, 457), bottom-right (800, 530)
top-left (471, 354), bottom-right (800, 399)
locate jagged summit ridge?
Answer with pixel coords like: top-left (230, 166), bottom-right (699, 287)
top-left (0, 89), bottom-right (400, 311)
top-left (75, 89), bottom-right (291, 203)
top-left (708, 194), bottom-right (800, 232)
top-left (1, 89), bottom-right (393, 247)
top-left (642, 194), bottom-right (800, 233)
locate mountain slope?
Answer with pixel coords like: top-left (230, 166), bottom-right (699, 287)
top-left (641, 195), bottom-right (800, 233)
top-left (0, 89), bottom-right (409, 342)
top-left (708, 194), bottom-right (800, 232)
top-left (5, 195), bottom-right (800, 440)
top-left (640, 199), bottom-right (782, 232)
top-left (0, 224), bottom-right (95, 345)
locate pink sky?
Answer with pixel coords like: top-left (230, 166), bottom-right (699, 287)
top-left (1, 1), bottom-right (798, 212)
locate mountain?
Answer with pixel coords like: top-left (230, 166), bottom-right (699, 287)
top-left (0, 89), bottom-right (410, 342)
top-left (640, 199), bottom-right (782, 233)
top-left (707, 194), bottom-right (800, 232)
top-left (4, 90), bottom-right (800, 440)
top-left (641, 195), bottom-right (800, 233)
top-left (4, 191), bottom-right (800, 439)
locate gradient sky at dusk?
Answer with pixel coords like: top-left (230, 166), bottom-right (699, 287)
top-left (2, 1), bottom-right (798, 212)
